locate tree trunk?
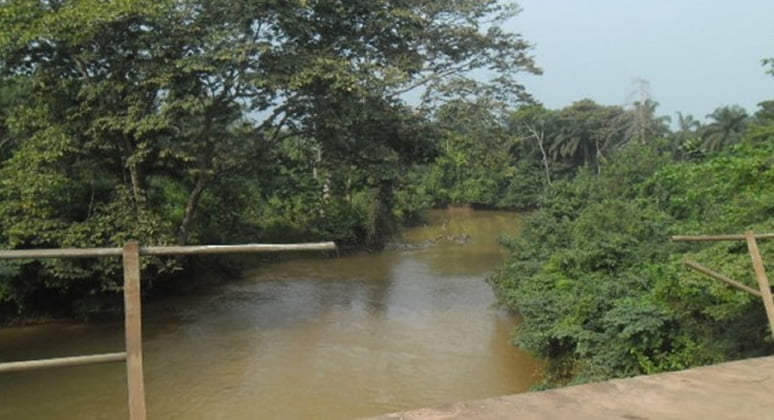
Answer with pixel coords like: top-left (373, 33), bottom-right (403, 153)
top-left (527, 123), bottom-right (552, 186)
top-left (177, 104), bottom-right (216, 245)
top-left (312, 144), bottom-right (321, 180)
top-left (177, 174), bottom-right (209, 245)
top-left (536, 132), bottom-right (552, 186)
top-left (128, 163), bottom-right (145, 204)
top-left (595, 140), bottom-right (603, 175)
top-left (313, 144), bottom-right (331, 217)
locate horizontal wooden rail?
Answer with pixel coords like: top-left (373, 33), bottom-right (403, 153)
top-left (141, 242), bottom-right (336, 256)
top-left (684, 260), bottom-right (761, 297)
top-left (0, 247), bottom-right (124, 259)
top-left (0, 352), bottom-right (127, 373)
top-left (0, 239), bottom-right (337, 420)
top-left (672, 234), bottom-right (774, 242)
top-left (0, 242), bottom-right (336, 260)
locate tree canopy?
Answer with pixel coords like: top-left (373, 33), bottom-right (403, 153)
top-left (0, 0), bottom-right (539, 318)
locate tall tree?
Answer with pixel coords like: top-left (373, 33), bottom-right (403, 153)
top-left (0, 0), bottom-right (540, 314)
top-left (701, 105), bottom-right (749, 151)
top-left (0, 0), bottom-right (540, 244)
top-left (550, 99), bottom-right (627, 174)
top-left (675, 112), bottom-right (701, 134)
top-left (670, 112), bottom-right (703, 160)
top-left (753, 100), bottom-right (774, 124)
top-left (508, 104), bottom-right (556, 185)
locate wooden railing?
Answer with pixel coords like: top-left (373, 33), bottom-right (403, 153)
top-left (672, 231), bottom-right (773, 338)
top-left (0, 241), bottom-right (336, 420)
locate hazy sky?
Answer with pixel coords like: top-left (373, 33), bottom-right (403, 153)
top-left (506, 0), bottom-right (774, 122)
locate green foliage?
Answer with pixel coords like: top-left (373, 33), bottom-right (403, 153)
top-left (402, 98), bottom-right (675, 212)
top-left (0, 0), bottom-right (539, 319)
top-left (700, 106), bottom-right (750, 152)
top-left (491, 137), bottom-right (774, 387)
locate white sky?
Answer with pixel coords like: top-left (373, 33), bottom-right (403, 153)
top-left (507, 0), bottom-right (774, 121)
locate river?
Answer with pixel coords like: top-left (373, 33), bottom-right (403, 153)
top-left (0, 209), bottom-right (539, 419)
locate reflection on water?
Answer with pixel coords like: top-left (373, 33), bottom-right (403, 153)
top-left (0, 209), bottom-right (539, 419)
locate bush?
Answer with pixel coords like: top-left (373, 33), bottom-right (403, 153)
top-left (491, 140), bottom-right (774, 387)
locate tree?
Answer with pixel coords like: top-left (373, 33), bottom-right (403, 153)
top-left (753, 100), bottom-right (774, 124)
top-left (764, 57), bottom-right (774, 77)
top-left (423, 97), bottom-right (514, 206)
top-left (701, 105), bottom-right (749, 151)
top-left (0, 0), bottom-right (540, 316)
top-left (675, 112), bottom-right (701, 134)
top-left (550, 100), bottom-right (627, 174)
top-left (666, 112), bottom-right (703, 160)
top-left (0, 77), bottom-right (30, 161)
top-left (491, 139), bottom-right (774, 387)
top-left (508, 104), bottom-right (557, 186)
top-left (0, 0), bottom-right (539, 241)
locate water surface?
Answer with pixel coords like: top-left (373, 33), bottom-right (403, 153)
top-left (0, 209), bottom-right (539, 419)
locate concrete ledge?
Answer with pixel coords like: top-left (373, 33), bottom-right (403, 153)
top-left (367, 356), bottom-right (774, 420)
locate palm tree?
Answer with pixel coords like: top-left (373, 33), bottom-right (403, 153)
top-left (676, 112), bottom-right (701, 134)
top-left (753, 100), bottom-right (774, 124)
top-left (671, 112), bottom-right (703, 159)
top-left (701, 105), bottom-right (749, 151)
top-left (549, 100), bottom-right (628, 174)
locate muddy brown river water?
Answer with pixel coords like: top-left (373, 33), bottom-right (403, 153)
top-left (0, 209), bottom-right (539, 419)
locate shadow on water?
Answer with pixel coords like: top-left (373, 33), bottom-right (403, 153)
top-left (0, 209), bottom-right (539, 420)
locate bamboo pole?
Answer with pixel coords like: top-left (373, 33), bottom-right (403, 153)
top-left (0, 248), bottom-right (123, 259)
top-left (141, 242), bottom-right (336, 256)
top-left (123, 242), bottom-right (146, 420)
top-left (683, 260), bottom-right (761, 297)
top-left (0, 242), bottom-right (336, 260)
top-left (671, 233), bottom-right (774, 242)
top-left (745, 232), bottom-right (774, 339)
top-left (0, 352), bottom-right (126, 374)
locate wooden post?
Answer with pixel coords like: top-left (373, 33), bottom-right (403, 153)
top-left (744, 231), bottom-right (774, 339)
top-left (123, 242), bottom-right (147, 420)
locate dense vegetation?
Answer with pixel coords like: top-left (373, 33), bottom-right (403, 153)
top-left (0, 0), bottom-right (772, 390)
top-left (0, 0), bottom-right (537, 319)
top-left (484, 92), bottom-right (774, 386)
top-left (402, 62), bottom-right (774, 387)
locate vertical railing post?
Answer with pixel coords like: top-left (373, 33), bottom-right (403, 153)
top-left (123, 241), bottom-right (147, 420)
top-left (745, 231), bottom-right (774, 339)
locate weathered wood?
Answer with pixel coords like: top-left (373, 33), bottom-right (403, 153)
top-left (0, 247), bottom-right (123, 259)
top-left (684, 260), bottom-right (761, 297)
top-left (745, 232), bottom-right (774, 339)
top-left (672, 233), bottom-right (774, 242)
top-left (123, 242), bottom-right (147, 420)
top-left (141, 241), bottom-right (336, 256)
top-left (0, 242), bottom-right (337, 260)
top-left (0, 352), bottom-right (126, 373)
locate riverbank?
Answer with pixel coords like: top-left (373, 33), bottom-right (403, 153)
top-left (0, 205), bottom-right (500, 326)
